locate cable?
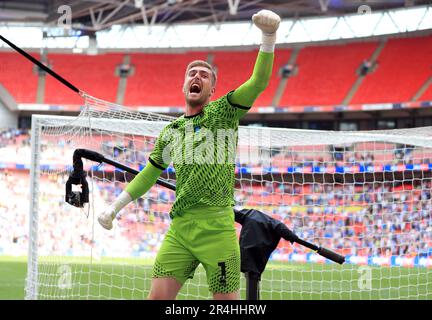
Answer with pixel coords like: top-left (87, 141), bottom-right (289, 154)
top-left (0, 34), bottom-right (82, 95)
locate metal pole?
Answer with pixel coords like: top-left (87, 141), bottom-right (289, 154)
top-left (245, 272), bottom-right (260, 300)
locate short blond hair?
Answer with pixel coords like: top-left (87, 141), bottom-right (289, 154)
top-left (185, 60), bottom-right (217, 86)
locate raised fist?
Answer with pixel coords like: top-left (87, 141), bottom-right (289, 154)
top-left (252, 9), bottom-right (281, 34)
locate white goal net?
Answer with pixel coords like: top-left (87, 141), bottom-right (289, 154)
top-left (26, 94), bottom-right (432, 300)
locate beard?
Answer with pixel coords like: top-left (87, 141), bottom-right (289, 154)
top-left (185, 91), bottom-right (209, 108)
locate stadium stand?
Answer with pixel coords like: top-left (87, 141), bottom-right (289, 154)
top-left (420, 82), bottom-right (432, 101)
top-left (212, 50), bottom-right (260, 99)
top-left (279, 42), bottom-right (378, 106)
top-left (123, 52), bottom-right (208, 106)
top-left (1, 169), bottom-right (430, 260)
top-left (2, 35), bottom-right (432, 107)
top-left (0, 127), bottom-right (431, 270)
top-left (1, 131), bottom-right (430, 169)
top-left (210, 49), bottom-right (292, 106)
top-left (44, 53), bottom-right (123, 104)
top-left (351, 35), bottom-right (432, 104)
top-left (0, 52), bottom-right (39, 103)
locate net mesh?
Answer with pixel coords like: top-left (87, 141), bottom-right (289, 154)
top-left (26, 94), bottom-right (432, 300)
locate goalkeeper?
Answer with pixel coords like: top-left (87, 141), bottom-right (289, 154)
top-left (98, 9), bottom-right (281, 300)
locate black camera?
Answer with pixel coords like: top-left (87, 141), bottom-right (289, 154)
top-left (65, 170), bottom-right (89, 208)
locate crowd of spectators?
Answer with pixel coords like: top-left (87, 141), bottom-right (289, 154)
top-left (0, 170), bottom-right (430, 260)
top-left (0, 129), bottom-right (431, 262)
top-left (237, 181), bottom-right (432, 258)
top-left (0, 131), bottom-right (428, 170)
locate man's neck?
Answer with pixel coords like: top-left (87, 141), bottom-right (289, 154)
top-left (185, 103), bottom-right (205, 117)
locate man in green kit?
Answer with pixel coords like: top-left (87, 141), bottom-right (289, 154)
top-left (98, 9), bottom-right (281, 300)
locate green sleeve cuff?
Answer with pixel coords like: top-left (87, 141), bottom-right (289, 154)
top-left (227, 91), bottom-right (251, 110)
top-left (148, 157), bottom-right (167, 171)
top-left (125, 161), bottom-right (163, 200)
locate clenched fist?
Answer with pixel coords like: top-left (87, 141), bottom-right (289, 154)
top-left (252, 9), bottom-right (281, 35)
top-left (98, 207), bottom-right (116, 230)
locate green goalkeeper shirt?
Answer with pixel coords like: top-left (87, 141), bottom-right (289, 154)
top-left (148, 91), bottom-right (249, 217)
top-left (125, 51), bottom-right (274, 218)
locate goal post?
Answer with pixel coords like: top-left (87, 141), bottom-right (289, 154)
top-left (26, 95), bottom-right (432, 300)
top-left (26, 116), bottom-right (42, 300)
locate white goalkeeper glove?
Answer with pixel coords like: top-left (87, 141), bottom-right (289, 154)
top-left (252, 9), bottom-right (281, 53)
top-left (98, 191), bottom-right (133, 230)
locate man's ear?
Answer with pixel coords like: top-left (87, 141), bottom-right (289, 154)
top-left (209, 86), bottom-right (216, 97)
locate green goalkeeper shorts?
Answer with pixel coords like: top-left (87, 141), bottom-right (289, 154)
top-left (152, 205), bottom-right (240, 294)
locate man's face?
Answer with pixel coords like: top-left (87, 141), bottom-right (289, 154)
top-left (183, 66), bottom-right (215, 107)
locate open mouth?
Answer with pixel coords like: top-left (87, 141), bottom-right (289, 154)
top-left (189, 83), bottom-right (201, 95)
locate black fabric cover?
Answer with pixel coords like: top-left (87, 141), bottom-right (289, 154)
top-left (234, 208), bottom-right (298, 275)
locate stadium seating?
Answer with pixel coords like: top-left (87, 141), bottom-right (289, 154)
top-left (351, 35), bottom-right (432, 104)
top-left (254, 49), bottom-right (292, 107)
top-left (2, 35), bottom-right (432, 107)
top-left (212, 49), bottom-right (292, 106)
top-left (44, 53), bottom-right (123, 104)
top-left (1, 169), bottom-right (430, 259)
top-left (419, 82), bottom-right (432, 101)
top-left (279, 42), bottom-right (377, 106)
top-left (1, 132), bottom-right (431, 260)
top-left (212, 50), bottom-right (258, 99)
top-left (0, 52), bottom-right (39, 103)
top-left (123, 52), bottom-right (208, 106)
top-left (2, 132), bottom-right (430, 168)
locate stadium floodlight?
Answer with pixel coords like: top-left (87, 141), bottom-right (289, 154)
top-left (134, 0), bottom-right (143, 8)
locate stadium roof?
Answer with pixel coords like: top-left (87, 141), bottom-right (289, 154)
top-left (1, 0), bottom-right (431, 32)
